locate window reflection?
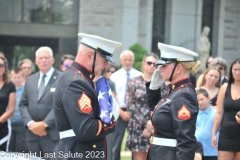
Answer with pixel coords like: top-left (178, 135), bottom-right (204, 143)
top-left (0, 0), bottom-right (78, 25)
top-left (0, 0), bottom-right (21, 22)
top-left (24, 0), bottom-right (51, 23)
top-left (52, 0), bottom-right (78, 25)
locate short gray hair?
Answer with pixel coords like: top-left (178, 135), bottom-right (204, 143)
top-left (120, 50), bottom-right (135, 59)
top-left (212, 57), bottom-right (228, 71)
top-left (35, 46), bottom-right (53, 58)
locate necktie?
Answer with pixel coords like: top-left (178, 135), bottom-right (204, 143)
top-left (126, 72), bottom-right (130, 90)
top-left (38, 74), bottom-right (46, 100)
top-left (124, 72), bottom-right (130, 103)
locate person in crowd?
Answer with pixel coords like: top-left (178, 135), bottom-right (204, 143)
top-left (196, 56), bottom-right (214, 87)
top-left (195, 88), bottom-right (218, 160)
top-left (145, 43), bottom-right (201, 160)
top-left (104, 63), bottom-right (118, 97)
top-left (0, 53), bottom-right (16, 151)
top-left (195, 142), bottom-right (204, 160)
top-left (60, 54), bottom-right (75, 71)
top-left (19, 47), bottom-right (61, 159)
top-left (212, 58), bottom-right (240, 160)
top-left (53, 33), bottom-right (120, 160)
top-left (196, 66), bottom-right (221, 108)
top-left (9, 67), bottom-right (27, 152)
top-left (111, 50), bottom-right (142, 160)
top-left (102, 63), bottom-right (119, 160)
top-left (211, 57), bottom-right (228, 84)
top-left (19, 59), bottom-right (33, 85)
top-left (126, 53), bottom-right (159, 160)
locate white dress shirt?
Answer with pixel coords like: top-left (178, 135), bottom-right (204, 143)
top-left (110, 67), bottom-right (142, 108)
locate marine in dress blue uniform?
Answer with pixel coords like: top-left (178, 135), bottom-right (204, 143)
top-left (146, 43), bottom-right (201, 160)
top-left (53, 33), bottom-right (121, 160)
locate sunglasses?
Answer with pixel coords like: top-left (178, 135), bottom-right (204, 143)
top-left (146, 61), bottom-right (156, 66)
top-left (63, 63), bottom-right (72, 67)
top-left (0, 64), bottom-right (5, 68)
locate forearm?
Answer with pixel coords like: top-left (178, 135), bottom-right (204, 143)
top-left (43, 109), bottom-right (55, 128)
top-left (0, 109), bottom-right (15, 123)
top-left (212, 113), bottom-right (223, 135)
top-left (19, 105), bottom-right (33, 125)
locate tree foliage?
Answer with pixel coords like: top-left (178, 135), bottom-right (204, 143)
top-left (129, 43), bottom-right (148, 71)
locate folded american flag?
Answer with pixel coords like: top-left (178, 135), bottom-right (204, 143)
top-left (96, 76), bottom-right (113, 124)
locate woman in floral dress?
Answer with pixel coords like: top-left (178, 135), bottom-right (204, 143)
top-left (126, 53), bottom-right (159, 160)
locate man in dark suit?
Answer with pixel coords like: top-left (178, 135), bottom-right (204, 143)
top-left (20, 46), bottom-right (61, 160)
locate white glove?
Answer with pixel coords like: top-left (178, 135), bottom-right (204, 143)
top-left (149, 66), bottom-right (164, 90)
top-left (112, 97), bottom-right (120, 120)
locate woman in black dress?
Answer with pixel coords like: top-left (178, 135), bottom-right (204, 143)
top-left (212, 58), bottom-right (240, 160)
top-left (0, 53), bottom-right (16, 151)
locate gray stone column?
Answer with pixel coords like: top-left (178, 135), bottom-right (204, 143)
top-left (138, 0), bottom-right (154, 52)
top-left (164, 0), bottom-right (200, 51)
top-left (78, 0), bottom-right (154, 64)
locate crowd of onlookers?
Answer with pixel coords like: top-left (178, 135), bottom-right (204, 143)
top-left (0, 50), bottom-right (75, 159)
top-left (0, 47), bottom-right (240, 160)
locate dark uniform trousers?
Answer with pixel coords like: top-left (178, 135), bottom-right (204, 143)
top-left (53, 62), bottom-right (116, 160)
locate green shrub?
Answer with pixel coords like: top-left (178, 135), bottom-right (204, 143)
top-left (129, 43), bottom-right (148, 71)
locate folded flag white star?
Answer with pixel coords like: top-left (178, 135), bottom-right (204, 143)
top-left (96, 76), bottom-right (113, 124)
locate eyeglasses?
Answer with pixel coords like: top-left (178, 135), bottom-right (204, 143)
top-left (146, 61), bottom-right (156, 66)
top-left (107, 70), bottom-right (115, 74)
top-left (218, 67), bottom-right (224, 71)
top-left (63, 63), bottom-right (72, 67)
top-left (0, 64), bottom-right (5, 68)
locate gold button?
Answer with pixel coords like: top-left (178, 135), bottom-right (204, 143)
top-left (172, 85), bottom-right (175, 89)
top-left (104, 124), bottom-right (107, 127)
top-left (110, 122), bottom-right (112, 124)
top-left (90, 74), bottom-right (93, 79)
top-left (93, 145), bottom-right (96, 148)
top-left (181, 85), bottom-right (184, 87)
top-left (78, 71), bottom-right (81, 73)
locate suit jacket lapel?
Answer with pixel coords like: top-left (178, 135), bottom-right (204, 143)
top-left (38, 69), bottom-right (58, 101)
top-left (33, 73), bottom-right (40, 101)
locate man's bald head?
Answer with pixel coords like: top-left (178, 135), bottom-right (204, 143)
top-left (75, 44), bottom-right (108, 75)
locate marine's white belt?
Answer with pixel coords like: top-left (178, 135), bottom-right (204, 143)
top-left (152, 137), bottom-right (177, 147)
top-left (59, 129), bottom-right (75, 139)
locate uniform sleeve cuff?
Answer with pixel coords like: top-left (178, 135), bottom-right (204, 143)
top-left (102, 116), bottom-right (116, 130)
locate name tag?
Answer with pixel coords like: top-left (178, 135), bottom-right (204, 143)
top-left (50, 88), bottom-right (56, 92)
